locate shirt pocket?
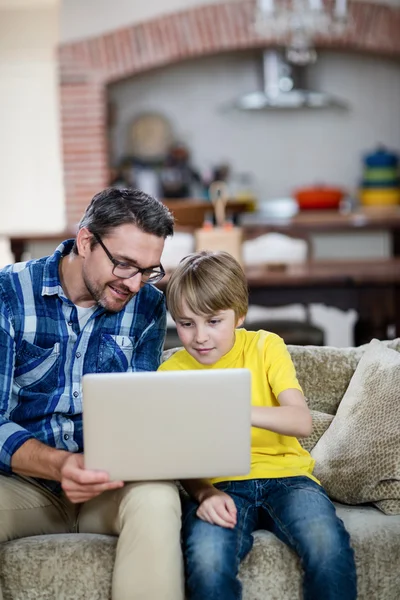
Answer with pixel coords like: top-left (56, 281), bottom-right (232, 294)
top-left (15, 340), bottom-right (61, 393)
top-left (97, 334), bottom-right (134, 373)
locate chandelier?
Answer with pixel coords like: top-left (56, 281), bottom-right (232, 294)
top-left (255, 0), bottom-right (350, 65)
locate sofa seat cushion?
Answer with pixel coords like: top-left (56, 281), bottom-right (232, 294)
top-left (240, 503), bottom-right (400, 600)
top-left (335, 504), bottom-right (400, 600)
top-left (0, 533), bottom-right (116, 600)
top-left (1, 506), bottom-right (399, 600)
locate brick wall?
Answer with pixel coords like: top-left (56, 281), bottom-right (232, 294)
top-left (59, 0), bottom-right (400, 226)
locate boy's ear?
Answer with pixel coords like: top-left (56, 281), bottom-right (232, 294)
top-left (236, 315), bottom-right (246, 328)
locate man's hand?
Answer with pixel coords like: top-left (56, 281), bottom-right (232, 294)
top-left (60, 453), bottom-right (124, 504)
top-left (196, 488), bottom-right (237, 529)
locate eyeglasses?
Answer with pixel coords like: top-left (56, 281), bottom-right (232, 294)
top-left (92, 232), bottom-right (165, 284)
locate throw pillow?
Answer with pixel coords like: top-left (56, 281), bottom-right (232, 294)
top-left (299, 410), bottom-right (334, 453)
top-left (288, 338), bottom-right (400, 415)
top-left (311, 339), bottom-right (400, 515)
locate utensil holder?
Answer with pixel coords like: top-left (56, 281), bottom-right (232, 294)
top-left (195, 226), bottom-right (243, 264)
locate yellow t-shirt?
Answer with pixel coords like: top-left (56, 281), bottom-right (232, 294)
top-left (158, 329), bottom-right (318, 484)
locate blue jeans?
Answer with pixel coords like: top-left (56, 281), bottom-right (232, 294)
top-left (182, 477), bottom-right (357, 600)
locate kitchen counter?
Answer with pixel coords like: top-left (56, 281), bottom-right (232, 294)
top-left (8, 206), bottom-right (400, 262)
top-left (240, 207), bottom-right (400, 257)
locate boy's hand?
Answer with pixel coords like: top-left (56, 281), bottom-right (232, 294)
top-left (197, 489), bottom-right (237, 529)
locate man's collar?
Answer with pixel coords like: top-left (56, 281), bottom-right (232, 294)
top-left (42, 239), bottom-right (75, 298)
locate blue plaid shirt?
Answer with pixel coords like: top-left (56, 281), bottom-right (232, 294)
top-left (0, 240), bottom-right (166, 476)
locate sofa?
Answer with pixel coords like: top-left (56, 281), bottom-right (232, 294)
top-left (1, 339), bottom-right (399, 600)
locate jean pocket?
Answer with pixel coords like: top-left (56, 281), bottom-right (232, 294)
top-left (98, 334), bottom-right (134, 372)
top-left (15, 340), bottom-right (61, 393)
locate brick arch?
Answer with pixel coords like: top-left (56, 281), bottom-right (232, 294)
top-left (59, 0), bottom-right (400, 225)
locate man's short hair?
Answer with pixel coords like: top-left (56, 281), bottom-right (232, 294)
top-left (72, 187), bottom-right (174, 254)
top-left (166, 251), bottom-right (248, 321)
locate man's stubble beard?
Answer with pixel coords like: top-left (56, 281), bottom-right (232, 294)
top-left (83, 272), bottom-right (135, 313)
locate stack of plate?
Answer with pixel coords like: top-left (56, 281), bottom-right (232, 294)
top-left (360, 147), bottom-right (400, 206)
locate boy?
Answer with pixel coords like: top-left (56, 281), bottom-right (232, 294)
top-left (159, 250), bottom-right (357, 600)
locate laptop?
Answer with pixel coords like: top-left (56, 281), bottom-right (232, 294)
top-left (82, 369), bottom-right (251, 481)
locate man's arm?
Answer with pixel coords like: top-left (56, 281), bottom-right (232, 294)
top-left (0, 300), bottom-right (123, 503)
top-left (251, 388), bottom-right (312, 438)
top-left (0, 302), bottom-right (38, 474)
top-left (11, 438), bottom-right (69, 480)
top-left (11, 439), bottom-right (124, 503)
top-left (0, 307), bottom-right (68, 479)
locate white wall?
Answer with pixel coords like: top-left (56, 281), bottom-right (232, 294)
top-left (109, 50), bottom-right (400, 200)
top-left (0, 0), bottom-right (65, 236)
top-left (61, 0), bottom-right (400, 44)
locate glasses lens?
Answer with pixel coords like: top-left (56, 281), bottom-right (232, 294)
top-left (112, 265), bottom-right (164, 283)
top-left (113, 265), bottom-right (138, 279)
top-left (144, 270), bottom-right (164, 283)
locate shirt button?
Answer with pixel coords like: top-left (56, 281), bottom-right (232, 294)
top-left (68, 321), bottom-right (72, 326)
top-left (64, 434), bottom-right (69, 441)
top-left (73, 391), bottom-right (79, 398)
top-left (76, 352), bottom-right (81, 358)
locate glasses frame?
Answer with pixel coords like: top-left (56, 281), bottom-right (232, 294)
top-left (92, 232), bottom-right (165, 284)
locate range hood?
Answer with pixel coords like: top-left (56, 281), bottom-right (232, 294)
top-left (235, 49), bottom-right (347, 110)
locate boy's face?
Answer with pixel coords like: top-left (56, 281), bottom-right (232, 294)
top-left (175, 300), bottom-right (245, 366)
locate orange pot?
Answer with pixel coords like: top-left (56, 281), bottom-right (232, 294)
top-left (294, 186), bottom-right (344, 210)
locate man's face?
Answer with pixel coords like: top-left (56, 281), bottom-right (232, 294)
top-left (80, 223), bottom-right (165, 312)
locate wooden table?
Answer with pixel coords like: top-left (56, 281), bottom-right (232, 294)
top-left (244, 258), bottom-right (400, 345)
top-left (161, 258), bottom-right (400, 345)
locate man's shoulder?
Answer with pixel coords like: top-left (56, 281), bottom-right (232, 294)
top-left (0, 257), bottom-right (46, 294)
top-left (139, 282), bottom-right (164, 302)
top-left (0, 240), bottom-right (72, 294)
top-left (133, 283), bottom-right (165, 314)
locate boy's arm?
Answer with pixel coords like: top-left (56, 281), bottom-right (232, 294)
top-left (251, 388), bottom-right (312, 438)
top-left (181, 479), bottom-right (237, 528)
top-left (181, 478), bottom-right (216, 503)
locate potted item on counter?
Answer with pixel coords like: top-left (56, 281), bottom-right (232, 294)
top-left (159, 143), bottom-right (201, 199)
top-left (359, 146), bottom-right (400, 207)
top-left (293, 185), bottom-right (345, 210)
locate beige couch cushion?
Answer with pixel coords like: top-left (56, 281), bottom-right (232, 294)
top-left (1, 505), bottom-right (399, 600)
top-left (311, 339), bottom-right (400, 515)
top-left (288, 338), bottom-right (400, 415)
top-left (299, 410), bottom-right (334, 453)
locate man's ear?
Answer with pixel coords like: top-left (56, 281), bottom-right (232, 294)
top-left (236, 315), bottom-right (246, 328)
top-left (76, 227), bottom-right (93, 258)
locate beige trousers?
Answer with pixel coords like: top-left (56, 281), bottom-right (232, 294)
top-left (0, 474), bottom-right (184, 600)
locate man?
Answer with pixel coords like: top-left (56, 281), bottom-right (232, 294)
top-left (0, 188), bottom-right (184, 600)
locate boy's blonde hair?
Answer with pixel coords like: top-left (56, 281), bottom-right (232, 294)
top-left (166, 251), bottom-right (248, 321)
